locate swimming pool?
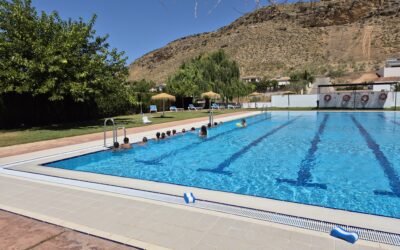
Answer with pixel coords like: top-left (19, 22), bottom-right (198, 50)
top-left (45, 112), bottom-right (400, 219)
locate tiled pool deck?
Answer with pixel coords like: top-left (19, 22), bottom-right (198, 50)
top-left (0, 111), bottom-right (399, 249)
top-left (0, 210), bottom-right (138, 249)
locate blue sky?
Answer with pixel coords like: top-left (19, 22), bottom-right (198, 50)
top-left (32, 0), bottom-right (266, 64)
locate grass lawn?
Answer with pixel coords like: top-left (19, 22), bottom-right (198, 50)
top-left (0, 109), bottom-right (243, 147)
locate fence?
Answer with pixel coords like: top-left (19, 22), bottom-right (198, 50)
top-left (271, 94), bottom-right (318, 108)
top-left (270, 92), bottom-right (400, 108)
top-left (241, 102), bottom-right (271, 108)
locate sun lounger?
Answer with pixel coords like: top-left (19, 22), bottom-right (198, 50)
top-left (142, 116), bottom-right (152, 124)
top-left (188, 104), bottom-right (202, 110)
top-left (211, 103), bottom-right (220, 110)
top-left (149, 105), bottom-right (157, 113)
top-left (170, 106), bottom-right (178, 112)
top-left (228, 103), bottom-right (241, 109)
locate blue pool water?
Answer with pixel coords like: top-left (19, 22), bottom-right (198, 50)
top-left (45, 112), bottom-right (400, 219)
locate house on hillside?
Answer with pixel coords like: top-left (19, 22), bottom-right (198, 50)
top-left (150, 83), bottom-right (166, 92)
top-left (376, 58), bottom-right (400, 78)
top-left (241, 76), bottom-right (261, 83)
top-left (374, 58), bottom-right (400, 91)
top-left (272, 76), bottom-right (291, 87)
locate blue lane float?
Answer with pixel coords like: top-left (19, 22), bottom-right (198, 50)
top-left (183, 192), bottom-right (196, 204)
top-left (330, 227), bottom-right (359, 244)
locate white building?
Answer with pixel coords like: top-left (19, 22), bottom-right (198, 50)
top-left (374, 58), bottom-right (400, 91)
top-left (150, 83), bottom-right (166, 92)
top-left (241, 76), bottom-right (261, 83)
top-left (272, 76), bottom-right (291, 86)
top-left (376, 58), bottom-right (400, 78)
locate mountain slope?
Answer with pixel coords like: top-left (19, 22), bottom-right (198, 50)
top-left (129, 0), bottom-right (400, 83)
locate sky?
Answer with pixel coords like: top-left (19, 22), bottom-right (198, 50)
top-left (32, 0), bottom-right (268, 64)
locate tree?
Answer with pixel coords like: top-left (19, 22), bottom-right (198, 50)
top-left (270, 80), bottom-right (279, 91)
top-left (167, 50), bottom-right (248, 104)
top-left (0, 0), bottom-right (128, 127)
top-left (126, 79), bottom-right (155, 113)
top-left (0, 0), bottom-right (128, 101)
top-left (288, 70), bottom-right (315, 94)
top-left (254, 80), bottom-right (270, 93)
top-left (167, 66), bottom-right (202, 98)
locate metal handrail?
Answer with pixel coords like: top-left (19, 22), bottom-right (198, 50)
top-left (209, 110), bottom-right (214, 124)
top-left (116, 126), bottom-right (126, 141)
top-left (104, 118), bottom-right (116, 147)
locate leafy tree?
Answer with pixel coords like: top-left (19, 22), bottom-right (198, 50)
top-left (166, 66), bottom-right (202, 98)
top-left (126, 79), bottom-right (155, 113)
top-left (0, 0), bottom-right (128, 101)
top-left (288, 70), bottom-right (315, 94)
top-left (254, 78), bottom-right (279, 92)
top-left (270, 80), bottom-right (279, 90)
top-left (254, 80), bottom-right (270, 93)
top-left (167, 50), bottom-right (249, 103)
top-left (0, 0), bottom-right (128, 126)
top-left (395, 82), bottom-right (400, 92)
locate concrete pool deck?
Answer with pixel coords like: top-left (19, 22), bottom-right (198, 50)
top-left (0, 174), bottom-right (392, 250)
top-left (0, 111), bottom-right (399, 249)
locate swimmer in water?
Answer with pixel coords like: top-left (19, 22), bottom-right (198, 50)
top-left (241, 119), bottom-right (247, 127)
top-left (138, 137), bottom-right (148, 146)
top-left (199, 125), bottom-right (207, 137)
top-left (112, 141), bottom-right (121, 151)
top-left (121, 137), bottom-right (132, 149)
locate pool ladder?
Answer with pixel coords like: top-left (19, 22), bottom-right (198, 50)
top-left (209, 110), bottom-right (214, 124)
top-left (261, 105), bottom-right (270, 118)
top-left (103, 118), bottom-right (126, 147)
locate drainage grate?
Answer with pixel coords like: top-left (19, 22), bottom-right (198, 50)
top-left (2, 168), bottom-right (400, 246)
top-left (192, 199), bottom-right (400, 246)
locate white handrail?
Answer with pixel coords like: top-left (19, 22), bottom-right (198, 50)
top-left (104, 118), bottom-right (116, 147)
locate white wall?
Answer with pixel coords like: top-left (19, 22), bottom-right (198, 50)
top-left (319, 92), bottom-right (391, 109)
top-left (278, 80), bottom-right (290, 86)
top-left (382, 67), bottom-right (400, 77)
top-left (373, 84), bottom-right (391, 91)
top-left (269, 92), bottom-right (400, 108)
top-left (388, 92), bottom-right (400, 108)
top-left (271, 94), bottom-right (318, 107)
top-left (241, 102), bottom-right (271, 108)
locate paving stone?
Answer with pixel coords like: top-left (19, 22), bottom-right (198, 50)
top-left (0, 211), bottom-right (138, 250)
top-left (32, 230), bottom-right (137, 250)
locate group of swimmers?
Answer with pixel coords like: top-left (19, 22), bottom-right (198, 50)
top-left (155, 129), bottom-right (179, 140)
top-left (112, 118), bottom-right (247, 151)
top-left (153, 121), bottom-right (225, 140)
top-left (113, 136), bottom-right (148, 151)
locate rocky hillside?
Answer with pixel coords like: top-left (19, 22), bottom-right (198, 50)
top-left (129, 0), bottom-right (400, 83)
